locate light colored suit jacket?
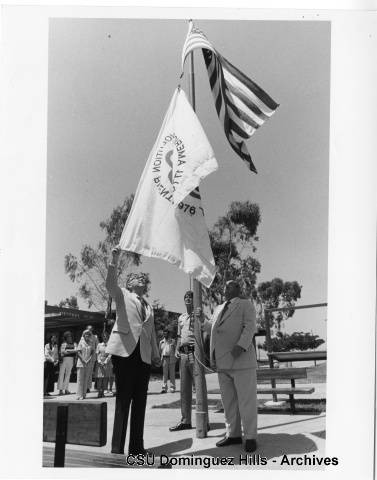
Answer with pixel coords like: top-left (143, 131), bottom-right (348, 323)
top-left (204, 297), bottom-right (257, 371)
top-left (105, 265), bottom-right (159, 364)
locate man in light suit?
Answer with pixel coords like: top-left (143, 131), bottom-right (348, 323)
top-left (106, 246), bottom-right (160, 455)
top-left (201, 280), bottom-right (258, 453)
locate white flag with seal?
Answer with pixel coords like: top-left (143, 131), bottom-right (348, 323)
top-left (119, 88), bottom-right (218, 287)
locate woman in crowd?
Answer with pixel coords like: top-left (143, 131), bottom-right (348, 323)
top-left (85, 325), bottom-right (98, 393)
top-left (57, 331), bottom-right (77, 395)
top-left (159, 329), bottom-right (177, 393)
top-left (76, 329), bottom-right (95, 400)
top-left (96, 331), bottom-right (112, 398)
top-left (44, 334), bottom-right (59, 396)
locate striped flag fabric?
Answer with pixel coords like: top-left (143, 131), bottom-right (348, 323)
top-left (182, 23), bottom-right (279, 174)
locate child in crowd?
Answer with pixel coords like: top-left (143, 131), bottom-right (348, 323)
top-left (106, 362), bottom-right (115, 395)
top-left (159, 329), bottom-right (177, 393)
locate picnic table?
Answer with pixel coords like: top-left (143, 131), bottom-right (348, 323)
top-left (260, 350), bottom-right (326, 404)
top-left (257, 367), bottom-right (314, 413)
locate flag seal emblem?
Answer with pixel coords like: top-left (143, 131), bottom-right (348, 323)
top-left (152, 132), bottom-right (204, 216)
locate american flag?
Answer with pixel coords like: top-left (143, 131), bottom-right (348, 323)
top-left (182, 23), bottom-right (279, 174)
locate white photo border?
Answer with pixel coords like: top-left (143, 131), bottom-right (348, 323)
top-left (0, 5), bottom-right (376, 480)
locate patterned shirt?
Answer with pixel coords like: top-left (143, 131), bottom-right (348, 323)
top-left (160, 338), bottom-right (176, 357)
top-left (76, 339), bottom-right (93, 368)
top-left (44, 343), bottom-right (59, 363)
top-left (60, 342), bottom-right (77, 358)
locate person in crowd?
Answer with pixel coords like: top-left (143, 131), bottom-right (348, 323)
top-left (200, 280), bottom-right (258, 453)
top-left (96, 331), bottom-right (112, 398)
top-left (84, 324), bottom-right (98, 393)
top-left (105, 246), bottom-right (160, 456)
top-left (57, 331), bottom-right (77, 395)
top-left (169, 290), bottom-right (207, 432)
top-left (106, 361), bottom-right (115, 395)
top-left (159, 329), bottom-right (177, 393)
top-left (44, 334), bottom-right (59, 396)
top-left (76, 329), bottom-right (95, 400)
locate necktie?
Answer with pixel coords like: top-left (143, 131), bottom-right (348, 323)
top-left (137, 296), bottom-right (147, 322)
top-left (219, 300), bottom-right (231, 321)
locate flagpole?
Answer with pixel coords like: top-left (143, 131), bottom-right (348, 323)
top-left (188, 40), bottom-right (209, 439)
top-left (189, 50), bottom-right (196, 110)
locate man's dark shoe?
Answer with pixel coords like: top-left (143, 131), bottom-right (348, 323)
top-left (111, 449), bottom-right (124, 455)
top-left (216, 436), bottom-right (242, 447)
top-left (169, 422), bottom-right (192, 432)
top-left (245, 439), bottom-right (257, 453)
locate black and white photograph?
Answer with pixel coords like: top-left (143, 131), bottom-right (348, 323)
top-left (1, 4), bottom-right (376, 479)
top-left (43, 15), bottom-right (330, 468)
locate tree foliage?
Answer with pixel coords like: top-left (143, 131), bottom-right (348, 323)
top-left (58, 296), bottom-right (79, 309)
top-left (252, 278), bottom-right (302, 331)
top-left (64, 195), bottom-right (149, 310)
top-left (152, 300), bottom-right (180, 343)
top-left (204, 201), bottom-right (261, 312)
top-left (261, 331), bottom-right (325, 352)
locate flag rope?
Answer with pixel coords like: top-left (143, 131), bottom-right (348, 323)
top-left (193, 349), bottom-right (216, 373)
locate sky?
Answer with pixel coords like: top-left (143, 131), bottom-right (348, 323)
top-left (45, 18), bottom-right (330, 341)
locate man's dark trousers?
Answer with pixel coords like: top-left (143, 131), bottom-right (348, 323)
top-left (111, 342), bottom-right (151, 454)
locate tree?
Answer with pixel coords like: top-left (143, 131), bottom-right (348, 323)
top-left (58, 296), bottom-right (79, 309)
top-left (252, 278), bottom-right (302, 332)
top-left (64, 195), bottom-right (149, 310)
top-left (261, 331), bottom-right (325, 352)
top-left (204, 201), bottom-right (262, 312)
top-left (152, 300), bottom-right (180, 342)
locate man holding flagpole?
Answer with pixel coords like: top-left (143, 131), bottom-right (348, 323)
top-left (169, 289), bottom-right (209, 432)
top-left (105, 246), bottom-right (160, 456)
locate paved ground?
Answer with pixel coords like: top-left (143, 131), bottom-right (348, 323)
top-left (43, 373), bottom-right (326, 469)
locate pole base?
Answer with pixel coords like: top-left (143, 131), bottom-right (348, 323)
top-left (195, 412), bottom-right (208, 438)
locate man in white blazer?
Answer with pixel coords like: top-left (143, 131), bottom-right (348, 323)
top-left (106, 246), bottom-right (160, 455)
top-left (201, 280), bottom-right (258, 453)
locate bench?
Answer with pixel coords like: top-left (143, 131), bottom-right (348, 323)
top-left (257, 367), bottom-right (314, 413)
top-left (43, 401), bottom-right (107, 467)
top-left (268, 350), bottom-right (327, 365)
